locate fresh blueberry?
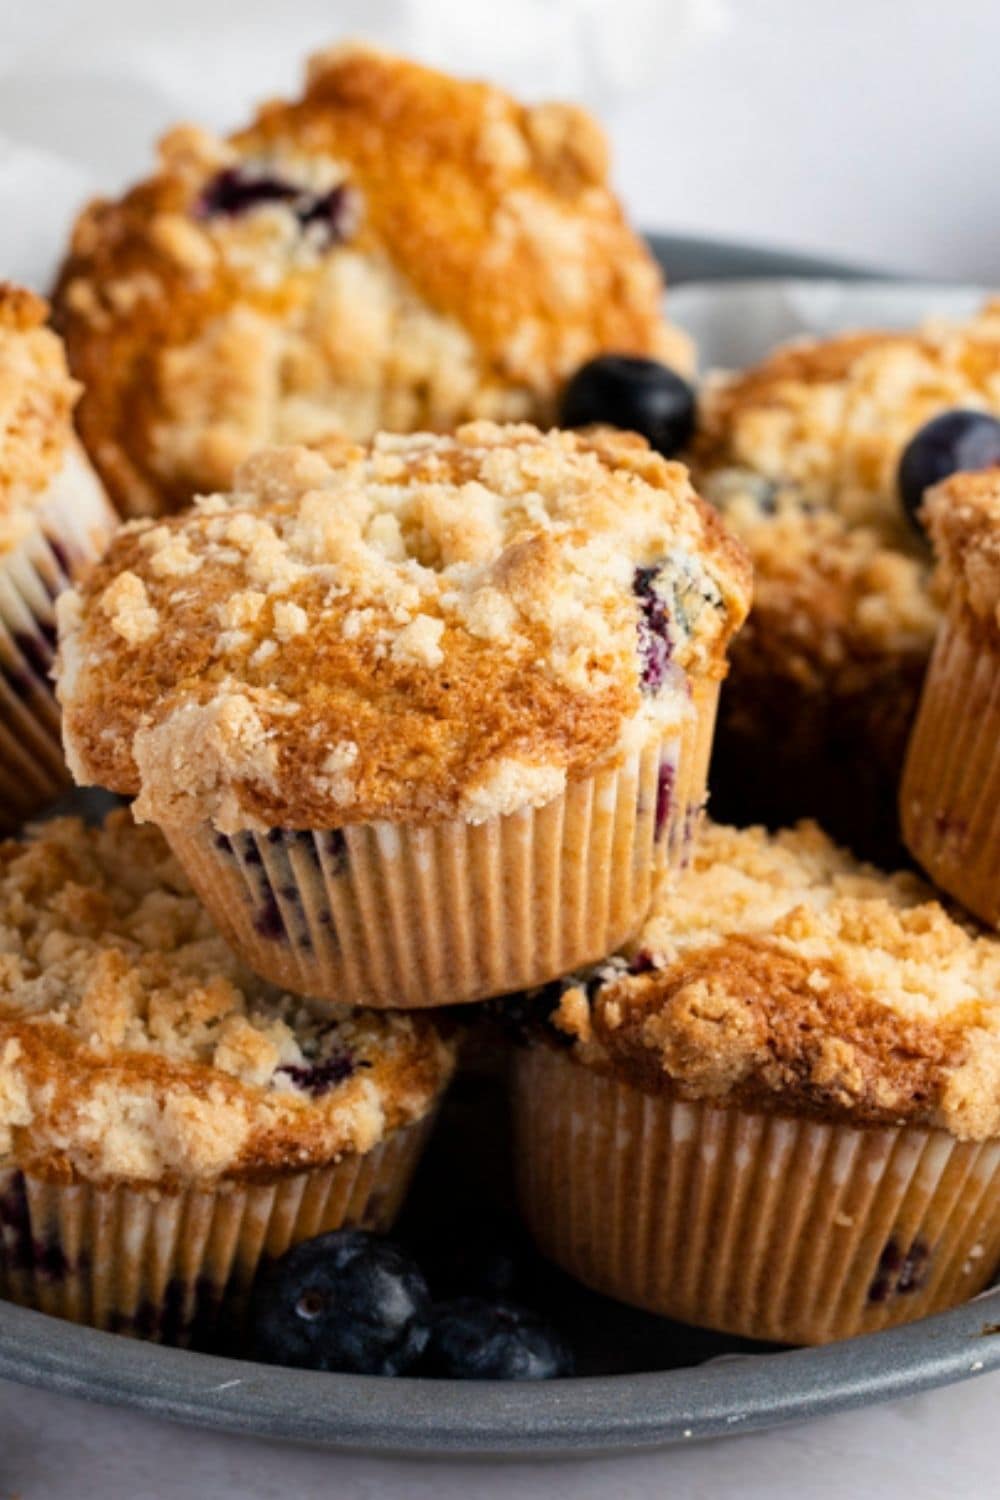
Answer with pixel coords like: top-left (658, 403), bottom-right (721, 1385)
top-left (897, 410), bottom-right (1000, 531)
top-left (252, 1230), bottom-right (431, 1374)
top-left (559, 355), bottom-right (696, 458)
top-left (421, 1297), bottom-right (573, 1380)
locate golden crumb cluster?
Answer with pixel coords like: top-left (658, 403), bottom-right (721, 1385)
top-left (53, 40), bottom-right (689, 518)
top-left (548, 821), bottom-right (1000, 1140)
top-left (0, 283), bottom-right (83, 552)
top-left (692, 305), bottom-right (1000, 664)
top-left (923, 469), bottom-right (1000, 629)
top-left (56, 423), bottom-right (751, 833)
top-left (0, 810), bottom-right (455, 1185)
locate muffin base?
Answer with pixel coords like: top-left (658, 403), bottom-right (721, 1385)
top-left (0, 448), bottom-right (116, 830)
top-left (0, 1118), bottom-right (430, 1346)
top-left (168, 693), bottom-right (718, 1010)
top-left (901, 603), bottom-right (1000, 926)
top-left (512, 1046), bottom-right (1000, 1345)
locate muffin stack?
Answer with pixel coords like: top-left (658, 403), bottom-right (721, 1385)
top-left (0, 39), bottom-right (999, 1361)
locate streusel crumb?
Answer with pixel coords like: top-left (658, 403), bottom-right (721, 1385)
top-left (57, 423), bottom-right (750, 832)
top-left (923, 468), bottom-right (1000, 628)
top-left (0, 810), bottom-right (455, 1185)
top-left (53, 41), bottom-right (690, 517)
top-left (549, 821), bottom-right (1000, 1140)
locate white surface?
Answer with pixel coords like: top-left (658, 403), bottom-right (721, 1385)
top-left (3, 1), bottom-right (1000, 1494)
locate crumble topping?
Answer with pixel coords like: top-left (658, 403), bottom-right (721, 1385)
top-left (53, 41), bottom-right (690, 517)
top-left (692, 305), bottom-right (1000, 663)
top-left (0, 283), bottom-right (88, 552)
top-left (0, 810), bottom-right (455, 1185)
top-left (57, 423), bottom-right (750, 832)
top-left (544, 821), bottom-right (1000, 1140)
top-left (923, 469), bottom-right (1000, 628)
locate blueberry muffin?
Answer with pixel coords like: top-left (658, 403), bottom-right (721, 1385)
top-left (55, 423), bottom-right (751, 1009)
top-left (52, 41), bottom-right (690, 519)
top-left (512, 820), bottom-right (1000, 1344)
top-left (0, 284), bottom-right (117, 828)
top-left (902, 469), bottom-right (1000, 925)
top-left (0, 809), bottom-right (455, 1343)
top-left (691, 304), bottom-right (1000, 861)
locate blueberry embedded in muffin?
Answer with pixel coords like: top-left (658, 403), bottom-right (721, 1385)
top-left (53, 41), bottom-right (691, 518)
top-left (689, 303), bottom-right (1000, 861)
top-left (0, 282), bottom-right (117, 829)
top-left (0, 808), bottom-right (455, 1342)
top-left (511, 819), bottom-right (1000, 1344)
top-left (55, 422), bottom-right (750, 1008)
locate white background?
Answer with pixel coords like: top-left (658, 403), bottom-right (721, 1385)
top-left (3, 1), bottom-right (1000, 1495)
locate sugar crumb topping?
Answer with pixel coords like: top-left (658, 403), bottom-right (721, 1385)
top-left (58, 423), bottom-right (750, 832)
top-left (0, 810), bottom-right (454, 1184)
top-left (924, 469), bottom-right (1000, 627)
top-left (552, 821), bottom-right (1000, 1140)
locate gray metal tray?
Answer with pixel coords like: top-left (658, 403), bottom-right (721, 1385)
top-left (1, 235), bottom-right (997, 1456)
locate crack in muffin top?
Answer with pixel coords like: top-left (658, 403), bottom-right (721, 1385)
top-left (540, 821), bottom-right (1000, 1140)
top-left (0, 283), bottom-right (86, 552)
top-left (52, 40), bottom-right (690, 517)
top-left (0, 810), bottom-right (455, 1186)
top-left (923, 469), bottom-right (1000, 631)
top-left (56, 423), bottom-right (750, 833)
top-left (690, 305), bottom-right (1000, 663)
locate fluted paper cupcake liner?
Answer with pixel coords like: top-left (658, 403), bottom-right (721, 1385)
top-left (512, 1045), bottom-right (1000, 1345)
top-left (167, 698), bottom-right (718, 1010)
top-left (0, 454), bottom-right (116, 829)
top-left (901, 602), bottom-right (1000, 926)
top-left (0, 1118), bottom-right (430, 1346)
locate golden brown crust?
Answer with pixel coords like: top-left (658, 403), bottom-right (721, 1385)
top-left (56, 424), bottom-right (751, 832)
top-left (923, 468), bottom-right (1000, 629)
top-left (546, 821), bottom-right (1000, 1140)
top-left (0, 282), bottom-right (84, 550)
top-left (53, 42), bottom-right (688, 518)
top-left (0, 810), bottom-right (455, 1186)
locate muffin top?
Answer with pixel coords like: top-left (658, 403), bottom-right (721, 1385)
top-left (0, 810), bottom-right (455, 1186)
top-left (691, 306), bottom-right (1000, 671)
top-left (539, 821), bottom-right (1000, 1140)
top-left (53, 40), bottom-right (689, 518)
top-left (57, 423), bottom-right (751, 833)
top-left (923, 469), bottom-right (1000, 629)
top-left (0, 283), bottom-right (84, 552)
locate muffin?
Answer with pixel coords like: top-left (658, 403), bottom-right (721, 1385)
top-left (0, 284), bottom-right (117, 829)
top-left (511, 821), bottom-right (1000, 1345)
top-left (691, 304), bottom-right (1000, 862)
top-left (901, 470), bottom-right (1000, 926)
top-left (55, 423), bottom-right (751, 1009)
top-left (0, 809), bottom-right (454, 1343)
top-left (52, 41), bottom-right (691, 519)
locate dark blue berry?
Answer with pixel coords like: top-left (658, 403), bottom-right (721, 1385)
top-left (276, 1050), bottom-right (371, 1098)
top-left (252, 1231), bottom-right (431, 1374)
top-left (898, 410), bottom-right (1000, 531)
top-left (421, 1297), bottom-right (573, 1380)
top-left (559, 355), bottom-right (696, 458)
top-left (867, 1236), bottom-right (931, 1304)
top-left (195, 170), bottom-right (357, 248)
top-left (253, 891), bottom-right (286, 941)
top-left (633, 564), bottom-right (672, 693)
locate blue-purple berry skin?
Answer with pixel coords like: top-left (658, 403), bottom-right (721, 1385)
top-left (559, 355), bottom-right (696, 459)
top-left (868, 1237), bottom-right (930, 1303)
top-left (196, 170), bottom-right (357, 247)
top-left (277, 1051), bottom-right (371, 1098)
top-left (421, 1297), bottom-right (574, 1380)
top-left (252, 1230), bottom-right (431, 1375)
top-left (898, 410), bottom-right (1000, 532)
top-left (253, 891), bottom-right (287, 941)
top-left (633, 565), bottom-right (672, 694)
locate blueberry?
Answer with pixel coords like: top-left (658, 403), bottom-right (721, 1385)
top-left (898, 410), bottom-right (1000, 531)
top-left (421, 1298), bottom-right (573, 1380)
top-left (559, 356), bottom-right (696, 458)
top-left (252, 1230), bottom-right (431, 1374)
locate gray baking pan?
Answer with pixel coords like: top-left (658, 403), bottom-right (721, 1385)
top-left (1, 235), bottom-right (997, 1457)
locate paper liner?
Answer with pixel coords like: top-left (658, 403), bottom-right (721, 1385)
top-left (512, 1045), bottom-right (1000, 1345)
top-left (0, 1117), bottom-right (431, 1346)
top-left (901, 602), bottom-right (1000, 926)
top-left (166, 696), bottom-right (719, 1010)
top-left (0, 449), bottom-right (116, 829)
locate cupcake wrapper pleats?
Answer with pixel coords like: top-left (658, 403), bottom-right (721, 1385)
top-left (0, 1118), bottom-right (431, 1346)
top-left (512, 1045), bottom-right (1000, 1345)
top-left (168, 689), bottom-right (719, 1010)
